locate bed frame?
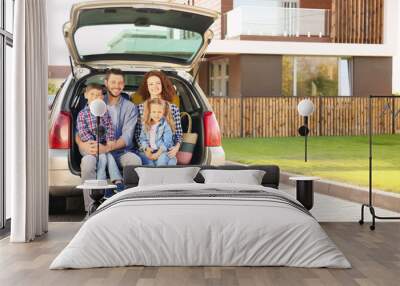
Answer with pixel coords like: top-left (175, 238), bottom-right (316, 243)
top-left (123, 165), bottom-right (280, 189)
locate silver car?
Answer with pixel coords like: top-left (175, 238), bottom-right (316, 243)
top-left (48, 1), bottom-right (226, 199)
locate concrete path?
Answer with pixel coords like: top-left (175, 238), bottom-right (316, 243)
top-left (280, 183), bottom-right (400, 222)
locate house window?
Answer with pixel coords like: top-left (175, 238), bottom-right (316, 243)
top-left (282, 56), bottom-right (352, 97)
top-left (339, 58), bottom-right (352, 97)
top-left (1, 0), bottom-right (14, 229)
top-left (209, 59), bottom-right (229, 97)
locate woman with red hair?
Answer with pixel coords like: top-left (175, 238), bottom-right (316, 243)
top-left (133, 70), bottom-right (182, 165)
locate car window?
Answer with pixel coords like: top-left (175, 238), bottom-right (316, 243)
top-left (74, 24), bottom-right (203, 64)
top-left (85, 73), bottom-right (142, 92)
top-left (49, 79), bottom-right (66, 110)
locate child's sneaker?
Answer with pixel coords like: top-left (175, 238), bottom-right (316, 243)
top-left (115, 182), bottom-right (125, 193)
top-left (103, 189), bottom-right (115, 199)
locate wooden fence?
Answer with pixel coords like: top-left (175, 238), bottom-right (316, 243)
top-left (331, 0), bottom-right (384, 44)
top-left (208, 96), bottom-right (400, 138)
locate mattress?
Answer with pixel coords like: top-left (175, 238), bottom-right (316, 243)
top-left (50, 183), bottom-right (351, 269)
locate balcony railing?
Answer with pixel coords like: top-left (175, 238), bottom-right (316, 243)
top-left (223, 6), bottom-right (330, 40)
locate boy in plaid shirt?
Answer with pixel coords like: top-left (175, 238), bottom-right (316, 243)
top-left (76, 83), bottom-right (124, 198)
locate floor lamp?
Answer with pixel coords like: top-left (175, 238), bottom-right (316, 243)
top-left (89, 98), bottom-right (107, 179)
top-left (84, 98), bottom-right (108, 214)
top-left (297, 99), bottom-right (315, 162)
top-left (359, 95), bottom-right (400, 230)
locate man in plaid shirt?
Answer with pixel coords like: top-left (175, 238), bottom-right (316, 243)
top-left (77, 70), bottom-right (142, 210)
top-left (76, 83), bottom-right (124, 198)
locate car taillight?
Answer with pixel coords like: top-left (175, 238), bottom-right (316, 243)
top-left (49, 111), bottom-right (71, 149)
top-left (203, 111), bottom-right (222, 147)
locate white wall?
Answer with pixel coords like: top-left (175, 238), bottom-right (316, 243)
top-left (381, 0), bottom-right (400, 93)
top-left (226, 5), bottom-right (326, 38)
top-left (208, 40), bottom-right (397, 57)
top-left (234, 0), bottom-right (281, 8)
top-left (391, 1), bottom-right (400, 93)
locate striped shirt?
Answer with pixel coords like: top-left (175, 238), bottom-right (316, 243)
top-left (76, 105), bottom-right (115, 144)
top-left (134, 102), bottom-right (182, 150)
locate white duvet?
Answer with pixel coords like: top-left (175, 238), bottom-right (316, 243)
top-left (50, 183), bottom-right (351, 269)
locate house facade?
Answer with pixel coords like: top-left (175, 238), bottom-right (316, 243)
top-left (48, 0), bottom-right (399, 99)
top-left (191, 0), bottom-right (398, 98)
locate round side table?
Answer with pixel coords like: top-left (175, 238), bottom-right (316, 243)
top-left (76, 184), bottom-right (116, 215)
top-left (289, 176), bottom-right (319, 210)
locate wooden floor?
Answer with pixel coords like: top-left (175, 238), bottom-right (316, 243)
top-left (0, 222), bottom-right (399, 286)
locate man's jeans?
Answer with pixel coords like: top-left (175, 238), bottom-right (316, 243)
top-left (80, 151), bottom-right (142, 211)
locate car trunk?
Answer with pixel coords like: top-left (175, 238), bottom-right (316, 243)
top-left (64, 1), bottom-right (218, 73)
top-left (66, 71), bottom-right (206, 176)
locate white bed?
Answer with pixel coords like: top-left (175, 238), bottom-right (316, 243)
top-left (50, 183), bottom-right (351, 269)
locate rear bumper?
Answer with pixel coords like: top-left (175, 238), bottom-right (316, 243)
top-left (49, 149), bottom-right (81, 195)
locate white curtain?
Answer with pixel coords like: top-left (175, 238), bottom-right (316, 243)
top-left (7, 0), bottom-right (49, 242)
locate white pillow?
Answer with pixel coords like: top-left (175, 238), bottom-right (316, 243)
top-left (200, 169), bottom-right (266, 185)
top-left (136, 167), bottom-right (200, 186)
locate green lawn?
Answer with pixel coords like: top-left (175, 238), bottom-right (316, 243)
top-left (222, 135), bottom-right (400, 193)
